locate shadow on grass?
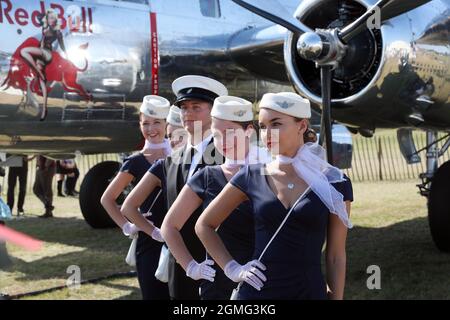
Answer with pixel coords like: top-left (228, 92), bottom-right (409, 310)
top-left (100, 281), bottom-right (142, 300)
top-left (2, 216), bottom-right (133, 285)
top-left (345, 217), bottom-right (450, 299)
top-left (3, 214), bottom-right (450, 299)
top-left (4, 216), bottom-right (121, 251)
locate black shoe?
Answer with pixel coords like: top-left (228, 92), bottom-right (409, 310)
top-left (17, 209), bottom-right (24, 216)
top-left (39, 206), bottom-right (54, 218)
top-left (57, 192), bottom-right (66, 197)
top-left (39, 211), bottom-right (53, 218)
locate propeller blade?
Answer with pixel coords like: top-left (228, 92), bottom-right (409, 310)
top-left (340, 0), bottom-right (431, 43)
top-left (339, 0), bottom-right (390, 43)
top-left (378, 0), bottom-right (432, 22)
top-left (319, 66), bottom-right (334, 165)
top-left (231, 0), bottom-right (313, 35)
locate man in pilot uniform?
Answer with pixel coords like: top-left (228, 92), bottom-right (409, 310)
top-left (156, 75), bottom-right (227, 299)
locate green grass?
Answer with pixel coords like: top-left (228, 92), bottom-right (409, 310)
top-left (0, 195), bottom-right (141, 300)
top-left (345, 180), bottom-right (450, 299)
top-left (1, 179), bottom-right (450, 299)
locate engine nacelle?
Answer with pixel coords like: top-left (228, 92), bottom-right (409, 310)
top-left (283, 0), bottom-right (450, 131)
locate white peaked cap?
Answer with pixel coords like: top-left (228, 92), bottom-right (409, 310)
top-left (140, 95), bottom-right (170, 119)
top-left (172, 75), bottom-right (228, 105)
top-left (259, 92), bottom-right (311, 119)
top-left (211, 96), bottom-right (254, 122)
top-left (167, 105), bottom-right (183, 127)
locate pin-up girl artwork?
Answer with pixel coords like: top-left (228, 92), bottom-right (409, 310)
top-left (19, 10), bottom-right (66, 120)
top-left (2, 9), bottom-right (92, 121)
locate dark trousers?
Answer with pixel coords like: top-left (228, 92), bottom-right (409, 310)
top-left (168, 255), bottom-right (201, 300)
top-left (33, 168), bottom-right (55, 209)
top-left (65, 168), bottom-right (79, 194)
top-left (7, 166), bottom-right (28, 211)
top-left (135, 234), bottom-right (170, 300)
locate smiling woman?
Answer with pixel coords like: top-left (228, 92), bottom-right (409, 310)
top-left (195, 92), bottom-right (353, 300)
top-left (100, 94), bottom-right (170, 300)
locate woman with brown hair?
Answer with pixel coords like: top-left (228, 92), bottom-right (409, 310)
top-left (196, 92), bottom-right (353, 300)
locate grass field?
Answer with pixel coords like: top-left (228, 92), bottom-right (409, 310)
top-left (1, 179), bottom-right (450, 300)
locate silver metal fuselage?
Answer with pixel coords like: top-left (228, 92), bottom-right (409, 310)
top-left (0, 0), bottom-right (448, 155)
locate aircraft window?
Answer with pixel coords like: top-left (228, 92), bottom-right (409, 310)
top-left (199, 0), bottom-right (221, 18)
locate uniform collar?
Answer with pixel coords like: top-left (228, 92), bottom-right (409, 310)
top-left (188, 134), bottom-right (213, 154)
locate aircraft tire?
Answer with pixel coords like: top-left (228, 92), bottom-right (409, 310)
top-left (428, 160), bottom-right (450, 252)
top-left (79, 161), bottom-right (120, 229)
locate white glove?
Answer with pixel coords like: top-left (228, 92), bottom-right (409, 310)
top-left (224, 259), bottom-right (267, 291)
top-left (122, 222), bottom-right (139, 237)
top-left (186, 259), bottom-right (216, 282)
top-left (151, 226), bottom-right (164, 242)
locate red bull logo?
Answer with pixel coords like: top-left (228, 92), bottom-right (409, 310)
top-left (1, 1), bottom-right (94, 121)
top-left (0, 0), bottom-right (93, 33)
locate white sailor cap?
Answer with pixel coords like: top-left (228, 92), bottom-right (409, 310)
top-left (211, 96), bottom-right (254, 122)
top-left (259, 92), bottom-right (311, 119)
top-left (172, 75), bottom-right (228, 106)
top-left (140, 95), bottom-right (170, 119)
top-left (166, 105), bottom-right (183, 127)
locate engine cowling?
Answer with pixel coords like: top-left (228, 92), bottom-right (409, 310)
top-left (284, 0), bottom-right (383, 114)
top-left (284, 0), bottom-right (384, 127)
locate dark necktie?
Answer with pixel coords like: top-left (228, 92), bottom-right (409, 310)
top-left (182, 146), bottom-right (198, 180)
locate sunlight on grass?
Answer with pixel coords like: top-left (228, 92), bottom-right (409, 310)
top-left (1, 179), bottom-right (450, 300)
top-left (20, 277), bottom-right (141, 300)
top-left (9, 243), bottom-right (85, 263)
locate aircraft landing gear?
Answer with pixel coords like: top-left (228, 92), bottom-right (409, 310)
top-left (79, 161), bottom-right (121, 229)
top-left (416, 131), bottom-right (450, 252)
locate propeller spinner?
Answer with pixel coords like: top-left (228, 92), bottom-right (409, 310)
top-left (231, 0), bottom-right (432, 164)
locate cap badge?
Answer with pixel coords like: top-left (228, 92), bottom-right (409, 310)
top-left (186, 88), bottom-right (193, 94)
top-left (148, 109), bottom-right (156, 115)
top-left (233, 110), bottom-right (246, 117)
top-left (277, 101), bottom-right (295, 109)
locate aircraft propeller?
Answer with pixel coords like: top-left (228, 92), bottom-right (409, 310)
top-left (231, 0), bottom-right (431, 164)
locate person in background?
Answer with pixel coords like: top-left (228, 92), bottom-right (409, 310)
top-left (56, 160), bottom-right (70, 197)
top-left (7, 155), bottom-right (34, 216)
top-left (64, 160), bottom-right (79, 197)
top-left (33, 155), bottom-right (56, 218)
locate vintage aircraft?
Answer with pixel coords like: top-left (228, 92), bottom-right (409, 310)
top-left (0, 0), bottom-right (449, 251)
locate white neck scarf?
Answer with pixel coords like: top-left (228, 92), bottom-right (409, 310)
top-left (223, 144), bottom-right (273, 170)
top-left (142, 138), bottom-right (172, 156)
top-left (276, 142), bottom-right (352, 228)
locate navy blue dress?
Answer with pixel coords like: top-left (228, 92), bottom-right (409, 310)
top-left (187, 166), bottom-right (255, 300)
top-left (229, 164), bottom-right (353, 300)
top-left (120, 153), bottom-right (169, 300)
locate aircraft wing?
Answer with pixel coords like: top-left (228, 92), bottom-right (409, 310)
top-left (227, 24), bottom-right (288, 83)
top-left (226, 0), bottom-right (434, 84)
top-left (379, 0), bottom-right (434, 22)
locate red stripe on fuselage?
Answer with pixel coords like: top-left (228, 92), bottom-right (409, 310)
top-left (150, 12), bottom-right (159, 95)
